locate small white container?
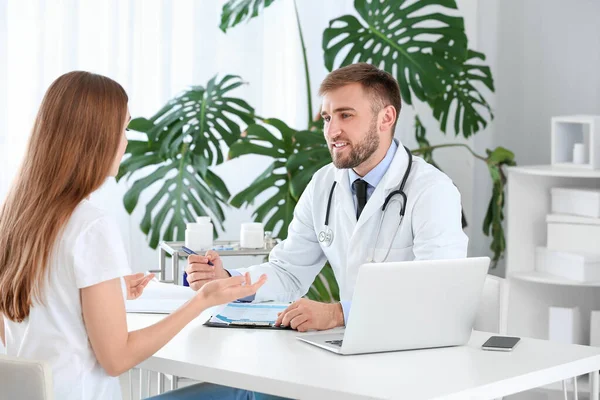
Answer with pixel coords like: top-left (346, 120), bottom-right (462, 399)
top-left (185, 217), bottom-right (213, 251)
top-left (240, 222), bottom-right (264, 249)
top-left (551, 187), bottom-right (600, 218)
top-left (546, 214), bottom-right (600, 254)
top-left (536, 247), bottom-right (600, 282)
top-left (573, 143), bottom-right (588, 164)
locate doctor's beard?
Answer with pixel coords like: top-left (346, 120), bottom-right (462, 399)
top-left (330, 117), bottom-right (380, 169)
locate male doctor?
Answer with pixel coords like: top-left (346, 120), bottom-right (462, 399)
top-left (186, 63), bottom-right (468, 331)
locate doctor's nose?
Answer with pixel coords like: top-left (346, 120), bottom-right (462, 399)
top-left (325, 121), bottom-right (342, 139)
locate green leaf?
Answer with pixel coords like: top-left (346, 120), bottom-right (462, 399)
top-left (119, 75), bottom-right (256, 248)
top-left (430, 48), bottom-right (495, 138)
top-left (228, 119), bottom-right (301, 239)
top-left (128, 75), bottom-right (255, 165)
top-left (482, 146), bottom-right (516, 267)
top-left (322, 0), bottom-right (468, 105)
top-left (123, 164), bottom-right (173, 214)
top-left (220, 0), bottom-right (278, 33)
top-left (128, 118), bottom-right (155, 133)
top-left (312, 274), bottom-right (332, 303)
top-left (486, 146), bottom-right (516, 166)
top-left (412, 115), bottom-right (442, 170)
top-left (319, 264), bottom-right (340, 302)
top-left (304, 264), bottom-right (339, 303)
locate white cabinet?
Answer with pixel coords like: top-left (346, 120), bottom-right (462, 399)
top-left (506, 165), bottom-right (600, 338)
top-left (506, 164), bottom-right (600, 395)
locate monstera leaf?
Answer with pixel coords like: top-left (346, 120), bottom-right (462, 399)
top-left (118, 140), bottom-right (230, 249)
top-left (413, 116), bottom-right (441, 169)
top-left (118, 75), bottom-right (254, 248)
top-left (307, 264), bottom-right (340, 303)
top-left (220, 0), bottom-right (279, 32)
top-left (229, 119), bottom-right (299, 239)
top-left (323, 0), bottom-right (468, 105)
top-left (286, 129), bottom-right (330, 200)
top-left (430, 48), bottom-right (495, 138)
top-left (132, 75), bottom-right (254, 164)
top-left (229, 120), bottom-right (331, 240)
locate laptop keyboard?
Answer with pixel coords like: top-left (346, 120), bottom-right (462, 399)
top-left (325, 339), bottom-right (343, 347)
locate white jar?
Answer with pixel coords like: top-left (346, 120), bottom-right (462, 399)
top-left (240, 222), bottom-right (264, 249)
top-left (573, 143), bottom-right (588, 164)
top-left (185, 217), bottom-right (213, 251)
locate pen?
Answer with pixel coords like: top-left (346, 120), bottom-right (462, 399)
top-left (181, 246), bottom-right (214, 287)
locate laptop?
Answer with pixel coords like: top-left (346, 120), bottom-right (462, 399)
top-left (297, 257), bottom-right (490, 355)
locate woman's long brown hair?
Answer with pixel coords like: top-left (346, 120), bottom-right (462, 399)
top-left (0, 71), bottom-right (128, 322)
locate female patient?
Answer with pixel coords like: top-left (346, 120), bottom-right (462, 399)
top-left (0, 71), bottom-right (267, 399)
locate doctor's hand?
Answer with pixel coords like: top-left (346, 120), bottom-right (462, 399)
top-left (275, 299), bottom-right (344, 332)
top-left (196, 273), bottom-right (267, 308)
top-left (186, 251), bottom-right (230, 291)
top-left (123, 273), bottom-right (155, 300)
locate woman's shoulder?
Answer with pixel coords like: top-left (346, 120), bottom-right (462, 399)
top-left (62, 200), bottom-right (117, 243)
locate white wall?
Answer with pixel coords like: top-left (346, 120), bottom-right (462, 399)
top-left (473, 0), bottom-right (600, 275)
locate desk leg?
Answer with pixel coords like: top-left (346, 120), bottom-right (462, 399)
top-left (139, 369), bottom-right (147, 399)
top-left (159, 247), bottom-right (166, 282)
top-left (170, 375), bottom-right (180, 391)
top-left (129, 369), bottom-right (134, 400)
top-left (171, 251), bottom-right (179, 286)
top-left (147, 371), bottom-right (152, 397)
top-left (590, 370), bottom-right (599, 400)
top-left (158, 372), bottom-right (166, 394)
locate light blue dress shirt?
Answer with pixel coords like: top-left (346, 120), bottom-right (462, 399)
top-left (228, 140), bottom-right (399, 326)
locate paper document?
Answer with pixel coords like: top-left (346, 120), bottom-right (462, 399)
top-left (126, 280), bottom-right (196, 314)
top-left (208, 302), bottom-right (289, 326)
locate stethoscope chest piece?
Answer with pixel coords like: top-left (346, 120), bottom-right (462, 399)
top-left (318, 227), bottom-right (334, 247)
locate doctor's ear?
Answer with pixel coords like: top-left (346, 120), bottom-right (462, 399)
top-left (378, 105), bottom-right (397, 133)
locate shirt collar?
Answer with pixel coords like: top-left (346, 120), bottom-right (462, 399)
top-left (348, 139), bottom-right (398, 192)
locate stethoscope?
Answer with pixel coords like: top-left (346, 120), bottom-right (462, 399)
top-left (318, 146), bottom-right (413, 263)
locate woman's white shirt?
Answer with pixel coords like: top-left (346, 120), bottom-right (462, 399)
top-left (4, 200), bottom-right (131, 399)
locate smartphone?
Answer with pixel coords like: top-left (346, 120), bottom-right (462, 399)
top-left (481, 336), bottom-right (521, 352)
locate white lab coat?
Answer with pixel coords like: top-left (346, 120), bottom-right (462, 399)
top-left (238, 140), bottom-right (468, 302)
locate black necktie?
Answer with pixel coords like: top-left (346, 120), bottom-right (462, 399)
top-left (353, 179), bottom-right (368, 219)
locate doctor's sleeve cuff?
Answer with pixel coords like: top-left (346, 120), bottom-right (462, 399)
top-left (226, 268), bottom-right (256, 302)
top-left (340, 300), bottom-right (351, 326)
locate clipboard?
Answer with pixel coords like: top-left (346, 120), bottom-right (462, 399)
top-left (204, 302), bottom-right (293, 330)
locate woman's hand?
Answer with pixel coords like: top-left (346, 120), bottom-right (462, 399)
top-left (197, 273), bottom-right (267, 308)
top-left (123, 273), bottom-right (155, 300)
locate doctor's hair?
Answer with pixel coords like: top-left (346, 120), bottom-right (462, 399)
top-left (0, 71), bottom-right (128, 322)
top-left (319, 63), bottom-right (401, 133)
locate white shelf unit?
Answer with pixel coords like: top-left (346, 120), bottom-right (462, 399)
top-left (551, 115), bottom-right (600, 170)
top-left (506, 165), bottom-right (600, 395)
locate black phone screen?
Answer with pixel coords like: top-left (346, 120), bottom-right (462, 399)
top-left (482, 336), bottom-right (521, 349)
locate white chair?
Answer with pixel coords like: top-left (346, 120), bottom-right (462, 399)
top-left (0, 354), bottom-right (54, 400)
top-left (474, 274), bottom-right (510, 335)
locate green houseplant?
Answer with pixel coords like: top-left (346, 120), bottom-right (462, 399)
top-left (119, 0), bottom-right (515, 303)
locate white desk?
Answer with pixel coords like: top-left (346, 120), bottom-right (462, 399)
top-left (127, 312), bottom-right (600, 400)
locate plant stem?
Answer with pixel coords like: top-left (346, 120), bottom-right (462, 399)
top-left (412, 143), bottom-right (487, 162)
top-left (293, 0), bottom-right (313, 129)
